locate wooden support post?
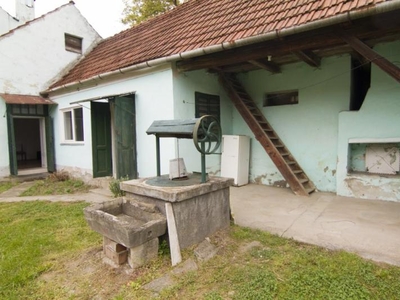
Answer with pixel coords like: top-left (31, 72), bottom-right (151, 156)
top-left (165, 203), bottom-right (182, 266)
top-left (342, 35), bottom-right (400, 83)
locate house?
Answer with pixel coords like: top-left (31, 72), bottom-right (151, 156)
top-left (0, 0), bottom-right (33, 36)
top-left (0, 1), bottom-right (102, 178)
top-left (22, 0), bottom-right (400, 201)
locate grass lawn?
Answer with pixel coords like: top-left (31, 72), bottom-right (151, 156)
top-left (0, 181), bottom-right (18, 194)
top-left (1, 201), bottom-right (400, 299)
top-left (20, 176), bottom-right (91, 196)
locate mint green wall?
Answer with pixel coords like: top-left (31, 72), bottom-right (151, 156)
top-left (337, 41), bottom-right (400, 201)
top-left (172, 68), bottom-right (233, 175)
top-left (234, 56), bottom-right (351, 192)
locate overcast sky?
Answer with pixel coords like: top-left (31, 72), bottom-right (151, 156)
top-left (0, 0), bottom-right (129, 37)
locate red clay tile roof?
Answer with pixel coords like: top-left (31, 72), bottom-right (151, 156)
top-left (0, 94), bottom-right (56, 105)
top-left (52, 0), bottom-right (392, 89)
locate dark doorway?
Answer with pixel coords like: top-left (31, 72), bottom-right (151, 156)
top-left (14, 118), bottom-right (42, 170)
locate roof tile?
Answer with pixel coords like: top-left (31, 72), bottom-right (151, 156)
top-left (52, 0), bottom-right (392, 88)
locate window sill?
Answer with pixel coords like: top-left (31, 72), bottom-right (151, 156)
top-left (60, 142), bottom-right (85, 146)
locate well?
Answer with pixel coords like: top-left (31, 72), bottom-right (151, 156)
top-left (121, 174), bottom-right (233, 249)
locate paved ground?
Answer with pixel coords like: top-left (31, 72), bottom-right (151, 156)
top-left (1, 181), bottom-right (399, 266)
top-left (230, 184), bottom-right (400, 266)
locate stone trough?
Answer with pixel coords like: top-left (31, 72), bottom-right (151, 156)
top-left (84, 198), bottom-right (167, 267)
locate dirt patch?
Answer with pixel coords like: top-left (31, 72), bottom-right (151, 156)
top-left (39, 246), bottom-right (133, 299)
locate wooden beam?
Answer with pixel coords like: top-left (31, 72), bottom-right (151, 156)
top-left (342, 35), bottom-right (400, 83)
top-left (248, 59), bottom-right (281, 73)
top-left (176, 11), bottom-right (400, 73)
top-left (294, 50), bottom-right (321, 68)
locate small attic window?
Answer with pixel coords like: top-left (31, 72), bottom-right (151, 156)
top-left (65, 33), bottom-right (82, 53)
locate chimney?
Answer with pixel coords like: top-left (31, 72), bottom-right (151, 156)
top-left (16, 0), bottom-right (35, 24)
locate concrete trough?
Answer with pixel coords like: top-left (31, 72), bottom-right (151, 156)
top-left (84, 198), bottom-right (167, 248)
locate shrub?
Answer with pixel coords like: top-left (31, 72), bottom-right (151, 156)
top-left (109, 176), bottom-right (129, 197)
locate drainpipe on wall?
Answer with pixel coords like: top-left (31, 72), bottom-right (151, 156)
top-left (44, 0), bottom-right (400, 95)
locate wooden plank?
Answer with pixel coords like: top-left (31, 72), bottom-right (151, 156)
top-left (341, 35), bottom-right (400, 83)
top-left (165, 203), bottom-right (182, 266)
top-left (248, 59), bottom-right (281, 73)
top-left (294, 50), bottom-right (321, 68)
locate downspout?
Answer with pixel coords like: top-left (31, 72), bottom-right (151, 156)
top-left (44, 0), bottom-right (400, 95)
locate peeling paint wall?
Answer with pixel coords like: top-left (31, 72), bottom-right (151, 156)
top-left (172, 68), bottom-right (233, 175)
top-left (337, 41), bottom-right (400, 202)
top-left (233, 55), bottom-right (350, 192)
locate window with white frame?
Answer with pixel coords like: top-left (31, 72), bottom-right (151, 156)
top-left (62, 107), bottom-right (84, 142)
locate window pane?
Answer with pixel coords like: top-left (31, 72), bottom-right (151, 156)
top-left (64, 111), bottom-right (73, 140)
top-left (264, 90), bottom-right (298, 107)
top-left (74, 107), bottom-right (84, 141)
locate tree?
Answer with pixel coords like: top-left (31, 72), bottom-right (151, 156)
top-left (122, 0), bottom-right (182, 26)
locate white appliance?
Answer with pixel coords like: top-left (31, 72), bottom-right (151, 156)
top-left (221, 135), bottom-right (250, 186)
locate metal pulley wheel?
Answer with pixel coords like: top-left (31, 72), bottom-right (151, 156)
top-left (193, 115), bottom-right (222, 154)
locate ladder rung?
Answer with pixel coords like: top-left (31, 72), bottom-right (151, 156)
top-left (293, 170), bottom-right (303, 174)
top-left (299, 178), bottom-right (309, 184)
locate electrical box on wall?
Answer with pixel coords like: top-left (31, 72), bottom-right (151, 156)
top-left (221, 135), bottom-right (250, 186)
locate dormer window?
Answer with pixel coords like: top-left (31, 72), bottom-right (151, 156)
top-left (65, 33), bottom-right (82, 54)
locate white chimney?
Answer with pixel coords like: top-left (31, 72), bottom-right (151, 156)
top-left (16, 0), bottom-right (35, 24)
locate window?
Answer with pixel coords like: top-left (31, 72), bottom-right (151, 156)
top-left (349, 143), bottom-right (400, 175)
top-left (65, 33), bottom-right (82, 53)
top-left (62, 107), bottom-right (84, 142)
top-left (11, 104), bottom-right (46, 116)
top-left (263, 90), bottom-right (298, 107)
top-left (195, 92), bottom-right (220, 122)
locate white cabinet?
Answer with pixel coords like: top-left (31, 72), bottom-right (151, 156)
top-left (221, 135), bottom-right (250, 186)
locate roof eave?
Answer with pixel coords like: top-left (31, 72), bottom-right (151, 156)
top-left (44, 0), bottom-right (400, 95)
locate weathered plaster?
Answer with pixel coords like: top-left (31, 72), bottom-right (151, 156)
top-left (234, 55), bottom-right (350, 192)
top-left (337, 40), bottom-right (400, 201)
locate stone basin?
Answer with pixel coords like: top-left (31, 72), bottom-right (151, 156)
top-left (84, 198), bottom-right (167, 248)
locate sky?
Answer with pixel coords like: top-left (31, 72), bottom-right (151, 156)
top-left (0, 0), bottom-right (129, 37)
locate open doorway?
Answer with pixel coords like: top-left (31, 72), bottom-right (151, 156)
top-left (14, 117), bottom-right (47, 173)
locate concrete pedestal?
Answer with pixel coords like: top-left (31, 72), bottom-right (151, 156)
top-left (120, 176), bottom-right (233, 249)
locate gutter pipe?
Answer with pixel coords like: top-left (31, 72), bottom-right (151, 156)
top-left (45, 0), bottom-right (400, 95)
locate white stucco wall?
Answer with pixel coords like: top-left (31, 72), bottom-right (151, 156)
top-left (0, 7), bottom-right (20, 36)
top-left (50, 67), bottom-right (175, 180)
top-left (172, 68), bottom-right (233, 175)
top-left (0, 98), bottom-right (8, 176)
top-left (337, 41), bottom-right (400, 202)
top-left (0, 3), bottom-right (101, 95)
top-left (0, 3), bottom-right (100, 178)
top-left (235, 56), bottom-right (350, 192)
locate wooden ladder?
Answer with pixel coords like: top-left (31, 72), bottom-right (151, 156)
top-left (219, 72), bottom-right (315, 196)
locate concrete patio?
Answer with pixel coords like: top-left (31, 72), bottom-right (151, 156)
top-left (230, 184), bottom-right (400, 266)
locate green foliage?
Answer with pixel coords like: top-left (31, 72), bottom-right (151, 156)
top-left (20, 174), bottom-right (90, 196)
top-left (109, 176), bottom-right (129, 197)
top-left (122, 0), bottom-right (182, 26)
top-left (0, 201), bottom-right (100, 299)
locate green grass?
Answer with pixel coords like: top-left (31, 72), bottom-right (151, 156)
top-left (1, 202), bottom-right (400, 299)
top-left (0, 201), bottom-right (101, 299)
top-left (0, 181), bottom-right (17, 194)
top-left (20, 178), bottom-right (91, 196)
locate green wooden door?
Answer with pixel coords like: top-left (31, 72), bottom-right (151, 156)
top-left (91, 102), bottom-right (112, 178)
top-left (45, 116), bottom-right (56, 173)
top-left (113, 95), bottom-right (137, 179)
top-left (6, 106), bottom-right (17, 175)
